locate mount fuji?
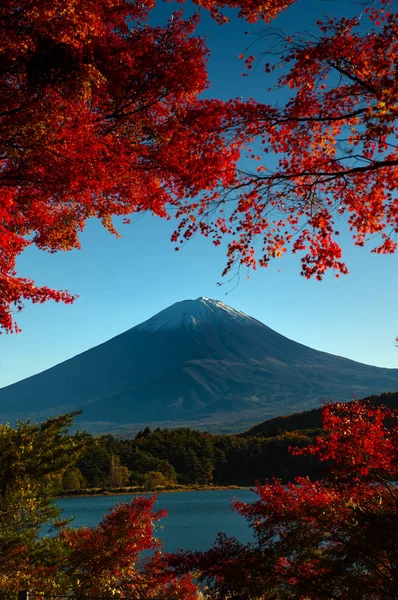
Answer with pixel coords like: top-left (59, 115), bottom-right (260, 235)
top-left (1, 297), bottom-right (398, 432)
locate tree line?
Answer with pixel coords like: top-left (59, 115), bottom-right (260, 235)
top-left (60, 391), bottom-right (398, 492)
top-left (65, 421), bottom-right (321, 492)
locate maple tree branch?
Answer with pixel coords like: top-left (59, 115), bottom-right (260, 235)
top-left (239, 107), bottom-right (369, 127)
top-left (327, 60), bottom-right (379, 96)
top-left (238, 158), bottom-right (398, 185)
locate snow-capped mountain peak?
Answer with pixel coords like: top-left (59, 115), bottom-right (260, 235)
top-left (134, 296), bottom-right (260, 332)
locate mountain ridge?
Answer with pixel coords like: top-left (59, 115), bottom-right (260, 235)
top-left (1, 297), bottom-right (398, 432)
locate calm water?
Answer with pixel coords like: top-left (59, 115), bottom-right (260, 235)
top-left (57, 489), bottom-right (255, 552)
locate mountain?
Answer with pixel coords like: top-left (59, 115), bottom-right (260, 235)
top-left (1, 297), bottom-right (398, 433)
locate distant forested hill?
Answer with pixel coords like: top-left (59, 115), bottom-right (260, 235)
top-left (241, 391), bottom-right (398, 438)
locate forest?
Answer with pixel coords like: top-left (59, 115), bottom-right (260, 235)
top-left (61, 391), bottom-right (398, 492)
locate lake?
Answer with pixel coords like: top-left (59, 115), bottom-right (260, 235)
top-left (57, 489), bottom-right (255, 552)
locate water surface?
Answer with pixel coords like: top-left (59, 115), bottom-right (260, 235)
top-left (57, 489), bottom-right (255, 552)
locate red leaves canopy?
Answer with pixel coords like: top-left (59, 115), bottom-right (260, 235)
top-left (173, 2), bottom-right (398, 281)
top-left (59, 496), bottom-right (197, 598)
top-left (1, 0), bottom-right (397, 331)
top-left (1, 0), bottom-right (233, 331)
top-left (188, 0), bottom-right (296, 24)
top-left (294, 400), bottom-right (398, 480)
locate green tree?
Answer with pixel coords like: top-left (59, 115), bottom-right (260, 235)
top-left (108, 454), bottom-right (131, 488)
top-left (122, 447), bottom-right (177, 484)
top-left (76, 435), bottom-right (113, 487)
top-left (0, 413), bottom-right (86, 593)
top-left (62, 466), bottom-right (86, 491)
top-left (134, 428), bottom-right (215, 485)
top-left (140, 471), bottom-right (170, 490)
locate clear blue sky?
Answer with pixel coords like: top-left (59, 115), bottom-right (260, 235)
top-left (1, 0), bottom-right (397, 389)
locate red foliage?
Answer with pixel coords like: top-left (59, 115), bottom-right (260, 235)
top-left (0, 0), bottom-right (234, 332)
top-left (293, 400), bottom-right (398, 481)
top-left (173, 1), bottom-right (398, 281)
top-left (188, 0), bottom-right (296, 24)
top-left (1, 0), bottom-right (397, 331)
top-left (169, 401), bottom-right (398, 599)
top-left (60, 495), bottom-right (197, 598)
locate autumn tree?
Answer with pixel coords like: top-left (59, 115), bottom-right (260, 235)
top-left (61, 466), bottom-right (86, 491)
top-left (2, 0), bottom-right (397, 332)
top-left (0, 0), bottom-right (235, 332)
top-left (169, 400), bottom-right (398, 599)
top-left (108, 453), bottom-right (130, 487)
top-left (58, 497), bottom-right (197, 599)
top-left (173, 1), bottom-right (398, 281)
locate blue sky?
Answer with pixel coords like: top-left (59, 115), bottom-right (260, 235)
top-left (1, 0), bottom-right (397, 389)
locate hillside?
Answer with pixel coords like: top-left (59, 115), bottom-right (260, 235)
top-left (241, 391), bottom-right (398, 438)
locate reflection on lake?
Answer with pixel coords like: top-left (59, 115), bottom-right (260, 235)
top-left (57, 489), bottom-right (255, 552)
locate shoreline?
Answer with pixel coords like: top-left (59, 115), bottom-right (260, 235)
top-left (57, 485), bottom-right (252, 499)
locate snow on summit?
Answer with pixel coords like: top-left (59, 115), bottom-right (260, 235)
top-left (134, 297), bottom-right (260, 332)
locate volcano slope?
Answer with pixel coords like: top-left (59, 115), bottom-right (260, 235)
top-left (1, 297), bottom-right (398, 432)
